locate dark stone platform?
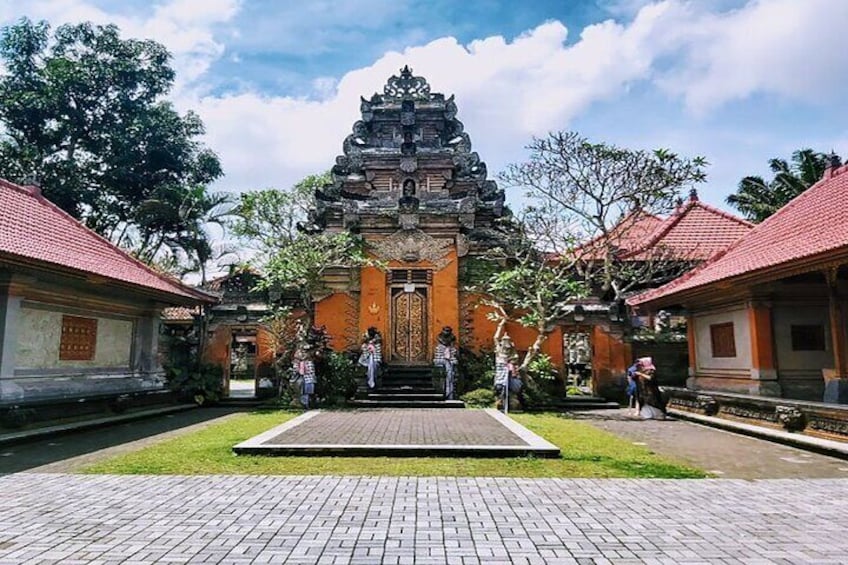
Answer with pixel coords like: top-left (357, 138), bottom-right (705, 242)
top-left (233, 408), bottom-right (560, 458)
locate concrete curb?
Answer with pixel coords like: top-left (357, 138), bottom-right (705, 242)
top-left (669, 408), bottom-right (848, 460)
top-left (0, 404), bottom-right (198, 447)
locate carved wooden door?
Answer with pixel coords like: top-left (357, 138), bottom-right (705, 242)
top-left (391, 287), bottom-right (428, 363)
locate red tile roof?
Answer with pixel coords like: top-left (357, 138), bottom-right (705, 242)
top-left (578, 193), bottom-right (751, 262)
top-left (0, 178), bottom-right (214, 303)
top-left (630, 165), bottom-right (848, 307)
top-left (622, 196), bottom-right (753, 261)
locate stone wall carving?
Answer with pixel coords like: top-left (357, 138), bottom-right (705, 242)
top-left (369, 229), bottom-right (454, 270)
top-left (775, 405), bottom-right (806, 432)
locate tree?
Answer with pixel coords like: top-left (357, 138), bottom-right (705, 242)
top-left (133, 185), bottom-right (235, 284)
top-left (231, 173), bottom-right (368, 328)
top-left (500, 131), bottom-right (708, 300)
top-left (726, 149), bottom-right (841, 223)
top-left (230, 172), bottom-right (329, 257)
top-left (476, 220), bottom-right (588, 375)
top-left (0, 18), bottom-right (223, 274)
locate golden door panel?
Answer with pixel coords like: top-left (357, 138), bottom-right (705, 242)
top-left (391, 288), bottom-right (428, 363)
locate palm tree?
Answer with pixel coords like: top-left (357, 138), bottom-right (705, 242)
top-left (727, 149), bottom-right (841, 222)
top-left (133, 185), bottom-right (235, 284)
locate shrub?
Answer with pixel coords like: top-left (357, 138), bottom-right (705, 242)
top-left (166, 363), bottom-right (224, 405)
top-left (461, 388), bottom-right (497, 408)
top-left (1, 406), bottom-right (36, 429)
top-left (458, 347), bottom-right (495, 394)
top-left (317, 351), bottom-right (359, 406)
top-left (527, 354), bottom-right (558, 381)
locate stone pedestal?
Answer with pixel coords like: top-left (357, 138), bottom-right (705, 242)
top-left (823, 370), bottom-right (848, 404)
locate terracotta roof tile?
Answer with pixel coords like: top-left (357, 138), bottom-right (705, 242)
top-left (630, 166), bottom-right (848, 306)
top-left (0, 178), bottom-right (214, 303)
top-left (623, 198), bottom-right (753, 261)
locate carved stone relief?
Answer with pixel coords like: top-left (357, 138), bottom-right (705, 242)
top-left (369, 229), bottom-right (454, 270)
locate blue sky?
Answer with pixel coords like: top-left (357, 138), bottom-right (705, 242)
top-left (4, 0), bottom-right (848, 216)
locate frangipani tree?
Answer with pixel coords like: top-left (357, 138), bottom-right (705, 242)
top-left (477, 223), bottom-right (588, 376)
top-left (501, 131), bottom-right (708, 301)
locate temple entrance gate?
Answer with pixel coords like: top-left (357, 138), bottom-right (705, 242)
top-left (389, 269), bottom-right (431, 364)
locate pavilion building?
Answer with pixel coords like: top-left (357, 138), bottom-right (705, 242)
top-left (0, 178), bottom-right (214, 424)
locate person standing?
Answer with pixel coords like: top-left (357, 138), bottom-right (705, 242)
top-left (434, 326), bottom-right (459, 399)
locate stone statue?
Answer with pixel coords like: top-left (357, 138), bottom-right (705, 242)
top-left (358, 327), bottom-right (383, 389)
top-left (398, 179), bottom-right (420, 212)
top-left (434, 326), bottom-right (458, 399)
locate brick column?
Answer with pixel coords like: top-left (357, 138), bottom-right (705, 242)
top-left (747, 301), bottom-right (781, 397)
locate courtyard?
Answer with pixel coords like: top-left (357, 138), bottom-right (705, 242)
top-left (2, 407), bottom-right (848, 563)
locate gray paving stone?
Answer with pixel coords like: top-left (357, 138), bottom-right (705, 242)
top-left (1, 474), bottom-right (848, 563)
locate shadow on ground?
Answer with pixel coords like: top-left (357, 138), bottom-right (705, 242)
top-left (0, 407), bottom-right (244, 474)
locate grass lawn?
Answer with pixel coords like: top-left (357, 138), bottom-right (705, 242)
top-left (81, 410), bottom-right (705, 478)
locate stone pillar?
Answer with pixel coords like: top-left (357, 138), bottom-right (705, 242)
top-left (686, 314), bottom-right (697, 380)
top-left (134, 311), bottom-right (164, 387)
top-left (824, 268), bottom-right (848, 403)
top-left (0, 274), bottom-right (23, 402)
top-left (747, 301), bottom-right (781, 397)
top-left (0, 288), bottom-right (22, 380)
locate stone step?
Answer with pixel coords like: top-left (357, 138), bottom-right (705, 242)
top-left (367, 393), bottom-right (445, 402)
top-left (347, 399), bottom-right (465, 409)
top-left (374, 388), bottom-right (439, 396)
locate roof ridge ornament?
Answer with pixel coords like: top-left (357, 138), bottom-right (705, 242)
top-left (383, 65), bottom-right (431, 101)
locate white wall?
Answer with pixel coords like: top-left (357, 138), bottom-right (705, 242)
top-left (15, 306), bottom-right (134, 370)
top-left (694, 307), bottom-right (751, 376)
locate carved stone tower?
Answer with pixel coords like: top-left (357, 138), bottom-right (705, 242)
top-left (312, 67), bottom-right (509, 364)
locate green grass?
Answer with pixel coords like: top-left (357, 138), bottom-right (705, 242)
top-left (81, 410), bottom-right (705, 478)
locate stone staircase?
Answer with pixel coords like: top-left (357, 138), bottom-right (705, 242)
top-left (348, 365), bottom-right (464, 408)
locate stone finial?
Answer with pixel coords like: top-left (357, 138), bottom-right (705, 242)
top-left (689, 188), bottom-right (699, 202)
top-left (823, 151), bottom-right (842, 180)
top-left (22, 175), bottom-right (41, 196)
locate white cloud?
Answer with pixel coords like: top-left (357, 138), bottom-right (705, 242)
top-left (8, 0), bottom-right (239, 89)
top-left (656, 0), bottom-right (848, 112)
top-left (6, 0), bottom-right (848, 203)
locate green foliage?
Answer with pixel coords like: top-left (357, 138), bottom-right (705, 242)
top-left (501, 131), bottom-right (708, 300)
top-left (317, 352), bottom-right (359, 406)
top-left (522, 379), bottom-right (553, 408)
top-left (231, 172), bottom-right (330, 253)
top-left (258, 231), bottom-right (368, 320)
top-left (727, 149), bottom-right (840, 223)
top-left (0, 18), bottom-right (224, 278)
top-left (527, 354), bottom-right (559, 382)
top-left (458, 347), bottom-right (495, 394)
top-left (233, 173), bottom-right (369, 322)
top-left (165, 363), bottom-right (224, 405)
top-left (460, 388), bottom-right (497, 408)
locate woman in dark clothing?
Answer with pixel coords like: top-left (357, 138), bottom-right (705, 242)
top-left (631, 357), bottom-right (667, 419)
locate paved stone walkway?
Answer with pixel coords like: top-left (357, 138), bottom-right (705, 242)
top-left (572, 410), bottom-right (848, 479)
top-left (267, 410), bottom-right (526, 446)
top-left (1, 473), bottom-right (847, 564)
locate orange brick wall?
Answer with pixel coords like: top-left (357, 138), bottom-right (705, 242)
top-left (592, 325), bottom-right (632, 399)
top-left (316, 292), bottom-right (355, 352)
top-left (359, 264), bottom-right (388, 339)
top-left (429, 251), bottom-right (459, 353)
top-left (463, 293), bottom-right (563, 366)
